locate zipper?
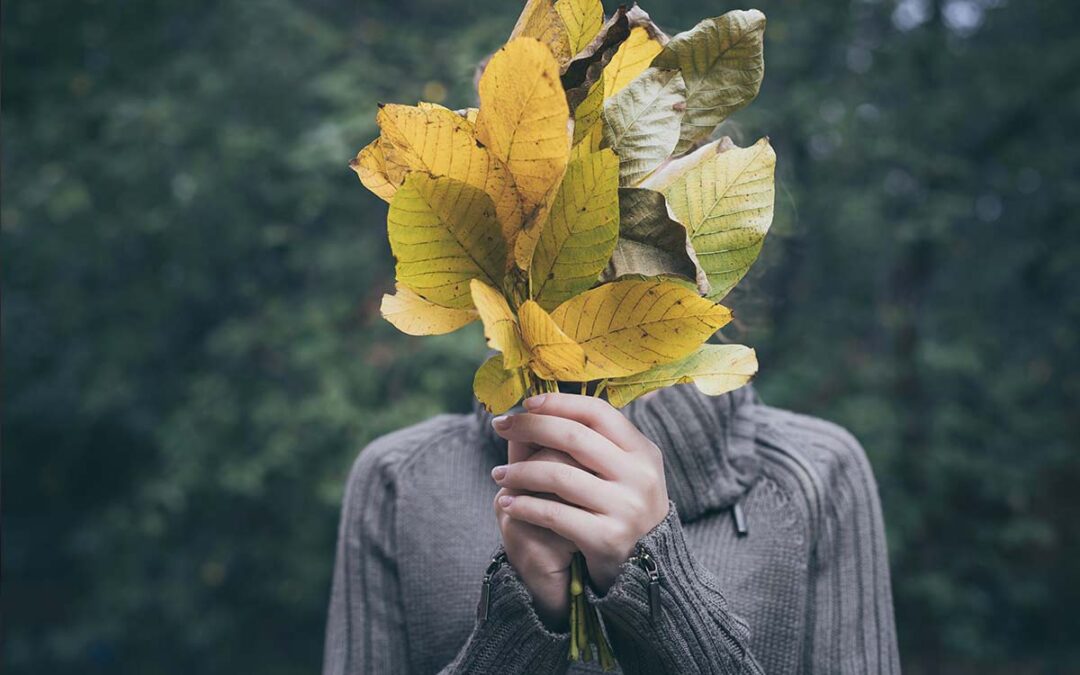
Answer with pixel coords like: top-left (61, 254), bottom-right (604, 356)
top-left (478, 551), bottom-right (508, 622)
top-left (628, 545), bottom-right (662, 620)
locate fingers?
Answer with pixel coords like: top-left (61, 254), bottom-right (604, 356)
top-left (507, 439), bottom-right (536, 465)
top-left (522, 393), bottom-right (657, 454)
top-left (496, 492), bottom-right (597, 547)
top-left (492, 461), bottom-right (616, 513)
top-left (492, 413), bottom-right (624, 477)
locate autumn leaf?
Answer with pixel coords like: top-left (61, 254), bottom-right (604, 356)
top-left (387, 173), bottom-right (506, 308)
top-left (470, 279), bottom-right (528, 368)
top-left (652, 10), bottom-right (766, 154)
top-left (509, 0), bottom-right (573, 65)
top-left (550, 278), bottom-right (732, 378)
top-left (351, 139), bottom-right (397, 202)
top-left (518, 299), bottom-right (588, 381)
top-left (555, 0), bottom-right (604, 55)
top-left (601, 67), bottom-right (686, 186)
top-left (474, 354), bottom-right (528, 413)
top-left (605, 343), bottom-right (757, 407)
top-left (571, 74), bottom-right (605, 149)
top-left (532, 148), bottom-right (620, 310)
top-left (602, 7), bottom-right (667, 98)
top-left (376, 103), bottom-right (524, 242)
top-left (380, 283), bottom-right (479, 335)
top-left (476, 38), bottom-right (571, 266)
top-left (603, 187), bottom-right (707, 293)
top-left (561, 7), bottom-right (630, 110)
top-left (656, 137), bottom-right (776, 300)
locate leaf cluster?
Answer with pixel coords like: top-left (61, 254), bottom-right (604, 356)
top-left (353, 0), bottom-right (776, 413)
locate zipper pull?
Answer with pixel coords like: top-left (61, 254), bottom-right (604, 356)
top-left (635, 546), bottom-right (662, 620)
top-left (478, 551), bottom-right (507, 622)
top-left (732, 501), bottom-right (748, 537)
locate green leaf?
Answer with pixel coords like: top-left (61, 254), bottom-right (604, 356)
top-left (605, 343), bottom-right (757, 407)
top-left (603, 187), bottom-right (707, 293)
top-left (659, 137), bottom-right (775, 300)
top-left (533, 148), bottom-right (620, 310)
top-left (474, 354), bottom-right (528, 413)
top-left (601, 67), bottom-right (686, 186)
top-left (387, 173), bottom-right (506, 309)
top-left (652, 10), bottom-right (765, 154)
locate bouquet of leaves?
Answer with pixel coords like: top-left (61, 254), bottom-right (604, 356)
top-left (352, 0), bottom-right (774, 667)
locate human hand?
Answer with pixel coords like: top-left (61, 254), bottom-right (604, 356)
top-left (493, 443), bottom-right (582, 629)
top-left (490, 393), bottom-right (670, 593)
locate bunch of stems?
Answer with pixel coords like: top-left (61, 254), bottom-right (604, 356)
top-left (523, 371), bottom-right (615, 670)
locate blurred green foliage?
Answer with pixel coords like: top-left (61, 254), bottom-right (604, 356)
top-left (4, 0), bottom-right (1078, 673)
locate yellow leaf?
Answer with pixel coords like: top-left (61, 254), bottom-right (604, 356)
top-left (387, 173), bottom-right (506, 309)
top-left (603, 25), bottom-right (665, 98)
top-left (469, 279), bottom-right (528, 368)
top-left (377, 103), bottom-right (524, 243)
top-left (572, 73), bottom-right (605, 148)
top-left (551, 278), bottom-right (732, 378)
top-left (658, 138), bottom-right (775, 299)
top-left (380, 283), bottom-right (478, 335)
top-left (518, 300), bottom-right (587, 381)
top-left (476, 38), bottom-right (571, 264)
top-left (474, 354), bottom-right (528, 414)
top-left (350, 139), bottom-right (397, 202)
top-left (509, 0), bottom-right (573, 65)
top-left (555, 0), bottom-right (604, 55)
top-left (605, 344), bottom-right (757, 407)
top-left (532, 148), bottom-right (620, 310)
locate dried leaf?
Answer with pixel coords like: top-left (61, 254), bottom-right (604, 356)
top-left (660, 137), bottom-right (776, 299)
top-left (380, 283), bottom-right (479, 335)
top-left (603, 187), bottom-right (707, 293)
top-left (561, 8), bottom-right (630, 109)
top-left (532, 148), bottom-right (620, 309)
top-left (470, 279), bottom-right (528, 367)
top-left (474, 354), bottom-right (528, 413)
top-left (550, 278), bottom-right (732, 378)
top-left (652, 10), bottom-right (766, 154)
top-left (601, 67), bottom-right (686, 186)
top-left (387, 174), bottom-right (506, 308)
top-left (606, 343), bottom-right (757, 407)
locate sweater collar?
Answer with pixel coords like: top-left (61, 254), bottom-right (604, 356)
top-left (474, 384), bottom-right (763, 523)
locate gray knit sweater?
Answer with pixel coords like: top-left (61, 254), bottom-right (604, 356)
top-left (323, 384), bottom-right (900, 674)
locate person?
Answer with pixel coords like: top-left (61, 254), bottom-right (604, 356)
top-left (322, 383), bottom-right (900, 673)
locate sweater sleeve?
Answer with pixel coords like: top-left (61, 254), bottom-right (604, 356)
top-left (801, 424), bottom-right (901, 674)
top-left (587, 503), bottom-right (765, 675)
top-left (322, 442), bottom-right (570, 675)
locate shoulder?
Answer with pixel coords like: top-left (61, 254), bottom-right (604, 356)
top-left (750, 404), bottom-right (883, 533)
top-left (342, 413), bottom-right (479, 507)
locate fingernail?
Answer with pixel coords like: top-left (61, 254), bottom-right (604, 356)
top-left (491, 415), bottom-right (512, 431)
top-left (498, 495), bottom-right (514, 508)
top-left (523, 394), bottom-right (547, 411)
top-left (491, 465), bottom-right (507, 481)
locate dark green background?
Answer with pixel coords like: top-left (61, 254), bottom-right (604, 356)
top-left (4, 0), bottom-right (1078, 672)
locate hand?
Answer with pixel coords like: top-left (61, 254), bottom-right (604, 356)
top-left (490, 393), bottom-right (670, 594)
top-left (493, 443), bottom-right (582, 629)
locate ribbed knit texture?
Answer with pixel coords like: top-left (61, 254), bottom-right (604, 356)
top-left (322, 385), bottom-right (900, 674)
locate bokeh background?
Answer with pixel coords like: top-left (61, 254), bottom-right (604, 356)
top-left (4, 0), bottom-right (1079, 673)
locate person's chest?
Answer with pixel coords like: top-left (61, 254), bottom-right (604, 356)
top-left (393, 451), bottom-right (811, 674)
